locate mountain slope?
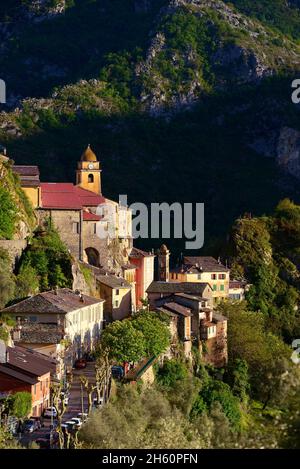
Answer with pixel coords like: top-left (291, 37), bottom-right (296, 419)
top-left (1, 0), bottom-right (300, 256)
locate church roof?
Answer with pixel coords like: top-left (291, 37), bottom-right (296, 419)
top-left (81, 144), bottom-right (97, 162)
top-left (40, 183), bottom-right (105, 209)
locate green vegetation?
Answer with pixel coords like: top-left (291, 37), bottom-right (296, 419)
top-left (17, 223), bottom-right (73, 293)
top-left (0, 249), bottom-right (16, 309)
top-left (0, 427), bottom-right (20, 449)
top-left (100, 311), bottom-right (170, 363)
top-left (79, 349), bottom-right (300, 448)
top-left (100, 320), bottom-right (146, 363)
top-left (9, 392), bottom-right (32, 420)
top-left (227, 199), bottom-right (300, 341)
top-left (225, 0), bottom-right (300, 39)
top-left (0, 187), bottom-right (18, 240)
top-left (0, 161), bottom-right (35, 240)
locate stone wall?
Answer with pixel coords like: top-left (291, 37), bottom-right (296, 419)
top-left (202, 320), bottom-right (228, 368)
top-left (0, 239), bottom-right (27, 268)
top-left (38, 208), bottom-right (82, 260)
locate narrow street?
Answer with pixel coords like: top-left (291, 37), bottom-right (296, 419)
top-left (20, 362), bottom-right (96, 448)
top-left (63, 362), bottom-right (96, 422)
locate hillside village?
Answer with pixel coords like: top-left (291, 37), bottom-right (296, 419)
top-left (0, 144), bottom-right (250, 447)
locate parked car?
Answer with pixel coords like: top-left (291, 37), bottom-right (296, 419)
top-left (36, 432), bottom-right (58, 449)
top-left (65, 420), bottom-right (76, 431)
top-left (74, 358), bottom-right (87, 369)
top-left (59, 394), bottom-right (69, 405)
top-left (77, 412), bottom-right (88, 422)
top-left (61, 423), bottom-right (69, 432)
top-left (70, 417), bottom-right (82, 429)
top-left (111, 365), bottom-right (124, 380)
top-left (92, 397), bottom-right (104, 409)
top-left (43, 406), bottom-right (57, 418)
top-left (22, 419), bottom-right (39, 433)
top-left (35, 438), bottom-right (50, 449)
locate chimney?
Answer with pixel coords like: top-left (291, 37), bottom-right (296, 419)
top-left (0, 340), bottom-right (8, 364)
top-left (79, 293), bottom-right (84, 303)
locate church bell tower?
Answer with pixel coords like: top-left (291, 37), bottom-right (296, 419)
top-left (76, 144), bottom-right (102, 194)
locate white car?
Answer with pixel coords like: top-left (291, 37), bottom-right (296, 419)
top-left (43, 407), bottom-right (57, 418)
top-left (77, 413), bottom-right (88, 422)
top-left (60, 395), bottom-right (69, 405)
top-left (65, 420), bottom-right (76, 431)
top-left (92, 397), bottom-right (104, 409)
top-left (70, 417), bottom-right (82, 429)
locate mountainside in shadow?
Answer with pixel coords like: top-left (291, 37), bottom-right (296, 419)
top-left (1, 0), bottom-right (300, 256)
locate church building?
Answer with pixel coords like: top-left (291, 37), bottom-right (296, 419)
top-left (13, 145), bottom-right (133, 272)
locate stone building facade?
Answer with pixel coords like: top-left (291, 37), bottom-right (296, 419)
top-left (12, 145), bottom-right (133, 273)
top-left (147, 245), bottom-right (228, 368)
top-left (1, 289), bottom-right (105, 371)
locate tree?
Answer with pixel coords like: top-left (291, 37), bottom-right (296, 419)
top-left (200, 380), bottom-right (242, 431)
top-left (226, 358), bottom-right (250, 403)
top-left (156, 359), bottom-right (189, 388)
top-left (94, 345), bottom-right (112, 404)
top-left (80, 376), bottom-right (96, 415)
top-left (51, 376), bottom-right (73, 449)
top-left (10, 392), bottom-right (31, 420)
top-left (15, 263), bottom-right (39, 298)
top-left (0, 249), bottom-right (15, 309)
top-left (131, 312), bottom-right (170, 357)
top-left (0, 427), bottom-right (20, 449)
top-left (0, 186), bottom-right (17, 239)
top-left (218, 302), bottom-right (297, 408)
top-left (101, 320), bottom-right (146, 363)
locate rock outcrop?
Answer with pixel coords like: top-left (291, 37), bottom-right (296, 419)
top-left (277, 127), bottom-right (300, 180)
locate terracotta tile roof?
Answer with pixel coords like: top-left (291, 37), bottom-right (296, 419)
top-left (2, 288), bottom-right (104, 315)
top-left (0, 365), bottom-right (38, 385)
top-left (83, 211), bottom-right (102, 221)
top-left (14, 165), bottom-right (41, 188)
top-left (7, 345), bottom-right (52, 377)
top-left (122, 264), bottom-right (137, 270)
top-left (97, 274), bottom-right (131, 289)
top-left (159, 302), bottom-right (192, 317)
top-left (75, 186), bottom-right (105, 207)
top-left (229, 280), bottom-right (247, 289)
top-left (40, 183), bottom-right (106, 210)
top-left (146, 281), bottom-right (211, 295)
top-left (14, 165), bottom-right (40, 177)
top-left (16, 323), bottom-right (64, 344)
top-left (130, 247), bottom-right (154, 258)
top-left (41, 183), bottom-right (82, 209)
top-left (183, 256), bottom-right (230, 272)
top-left (174, 292), bottom-right (209, 302)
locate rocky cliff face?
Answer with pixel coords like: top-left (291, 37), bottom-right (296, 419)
top-left (136, 0), bottom-right (296, 114)
top-left (277, 127), bottom-right (300, 181)
top-left (0, 157), bottom-right (36, 240)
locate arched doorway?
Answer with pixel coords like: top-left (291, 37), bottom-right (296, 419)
top-left (85, 247), bottom-right (100, 267)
